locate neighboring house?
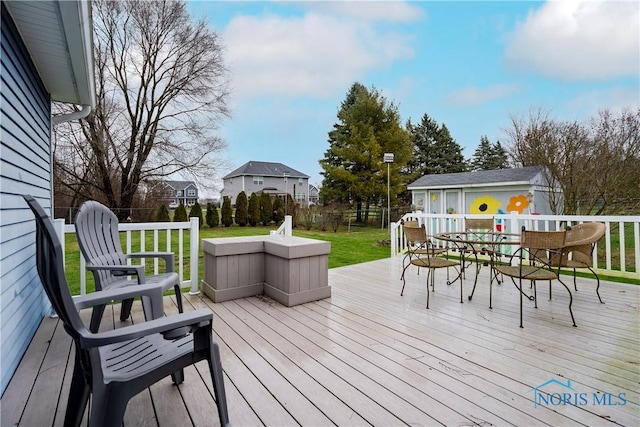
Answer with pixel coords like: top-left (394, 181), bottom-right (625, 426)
top-left (221, 161), bottom-right (310, 206)
top-left (308, 184), bottom-right (320, 206)
top-left (0, 1), bottom-right (95, 394)
top-left (407, 166), bottom-right (561, 216)
top-left (160, 180), bottom-right (199, 208)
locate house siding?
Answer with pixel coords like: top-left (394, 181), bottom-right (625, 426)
top-left (222, 176), bottom-right (309, 205)
top-left (0, 4), bottom-right (52, 395)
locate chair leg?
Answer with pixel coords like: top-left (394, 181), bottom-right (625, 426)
top-left (209, 342), bottom-right (230, 427)
top-left (519, 278), bottom-right (524, 328)
top-left (94, 387), bottom-right (129, 427)
top-left (425, 269), bottom-right (432, 309)
top-left (64, 355), bottom-right (90, 427)
top-left (555, 277), bottom-right (577, 327)
top-left (120, 298), bottom-right (134, 321)
top-left (590, 267), bottom-right (604, 304)
top-left (90, 304), bottom-right (107, 333)
top-left (171, 369), bottom-right (185, 385)
top-left (174, 284), bottom-right (184, 313)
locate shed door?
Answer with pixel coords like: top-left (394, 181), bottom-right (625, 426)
top-left (428, 191), bottom-right (441, 214)
top-left (445, 190), bottom-right (460, 215)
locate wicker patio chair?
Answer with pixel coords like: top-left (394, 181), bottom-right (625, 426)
top-left (400, 219), bottom-right (448, 282)
top-left (494, 226), bottom-right (576, 328)
top-left (400, 223), bottom-right (460, 308)
top-left (561, 222), bottom-right (606, 302)
top-left (75, 200), bottom-right (183, 332)
top-left (24, 195), bottom-right (230, 427)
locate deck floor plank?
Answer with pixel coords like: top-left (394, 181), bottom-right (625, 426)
top-left (3, 257), bottom-right (639, 426)
top-left (0, 314), bottom-right (57, 426)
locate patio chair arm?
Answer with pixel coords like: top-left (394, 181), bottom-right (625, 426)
top-left (71, 281), bottom-right (165, 310)
top-left (86, 264), bottom-right (145, 278)
top-left (126, 252), bottom-right (174, 272)
top-left (78, 309), bottom-right (213, 348)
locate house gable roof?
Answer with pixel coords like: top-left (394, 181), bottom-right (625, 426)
top-left (223, 161), bottom-right (309, 179)
top-left (408, 166), bottom-right (545, 189)
top-left (163, 181), bottom-right (197, 192)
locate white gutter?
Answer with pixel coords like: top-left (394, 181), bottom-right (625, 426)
top-left (52, 104), bottom-right (92, 124)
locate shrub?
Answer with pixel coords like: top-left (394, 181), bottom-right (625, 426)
top-left (272, 196), bottom-right (284, 224)
top-left (235, 191), bottom-right (248, 226)
top-left (189, 202), bottom-right (204, 228)
top-left (248, 193), bottom-right (259, 226)
top-left (155, 204), bottom-right (170, 222)
top-left (299, 206), bottom-right (316, 230)
top-left (206, 203), bottom-right (219, 228)
top-left (221, 196), bottom-right (233, 227)
top-left (259, 192), bottom-right (272, 226)
top-left (173, 203), bottom-right (188, 222)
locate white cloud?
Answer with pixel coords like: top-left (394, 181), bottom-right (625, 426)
top-left (504, 0), bottom-right (639, 81)
top-left (301, 0), bottom-right (425, 23)
top-left (445, 84), bottom-right (520, 106)
top-left (223, 10), bottom-right (415, 100)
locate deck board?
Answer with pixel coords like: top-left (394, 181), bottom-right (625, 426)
top-left (2, 257), bottom-right (639, 426)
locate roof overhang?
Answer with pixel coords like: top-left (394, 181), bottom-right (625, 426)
top-left (5, 0), bottom-right (96, 109)
top-left (408, 181), bottom-right (534, 191)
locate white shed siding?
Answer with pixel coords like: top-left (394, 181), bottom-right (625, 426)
top-left (0, 4), bottom-right (52, 395)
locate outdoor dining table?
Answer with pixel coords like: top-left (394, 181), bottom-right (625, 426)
top-left (434, 231), bottom-right (520, 308)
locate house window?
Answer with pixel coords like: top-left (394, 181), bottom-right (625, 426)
top-left (253, 176), bottom-right (264, 185)
top-left (298, 178), bottom-right (303, 185)
top-left (187, 189), bottom-right (196, 196)
top-left (177, 190), bottom-right (183, 196)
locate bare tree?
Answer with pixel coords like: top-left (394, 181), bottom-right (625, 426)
top-left (506, 107), bottom-right (640, 215)
top-left (54, 0), bottom-right (230, 218)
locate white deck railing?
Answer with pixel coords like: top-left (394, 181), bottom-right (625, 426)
top-left (271, 215), bottom-right (293, 236)
top-left (391, 212), bottom-right (640, 280)
top-left (54, 218), bottom-right (200, 296)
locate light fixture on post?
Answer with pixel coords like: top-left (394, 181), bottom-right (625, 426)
top-left (383, 153), bottom-right (394, 231)
top-left (283, 170), bottom-right (290, 215)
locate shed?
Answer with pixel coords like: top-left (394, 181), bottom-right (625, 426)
top-left (0, 0), bottom-right (95, 395)
top-left (407, 166), bottom-right (561, 216)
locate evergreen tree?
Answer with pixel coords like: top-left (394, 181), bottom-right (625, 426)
top-left (272, 196), bottom-right (284, 224)
top-left (248, 192), bottom-right (260, 226)
top-left (221, 196), bottom-right (233, 227)
top-left (406, 114), bottom-right (467, 177)
top-left (470, 136), bottom-right (509, 170)
top-left (490, 141), bottom-right (509, 169)
top-left (319, 82), bottom-right (411, 222)
top-left (188, 202), bottom-right (203, 228)
top-left (173, 203), bottom-right (188, 222)
top-left (155, 204), bottom-right (170, 222)
top-left (206, 203), bottom-right (219, 228)
top-left (235, 191), bottom-right (248, 226)
top-left (259, 192), bottom-right (272, 225)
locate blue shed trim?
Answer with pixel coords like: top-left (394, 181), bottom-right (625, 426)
top-left (1, 3), bottom-right (52, 395)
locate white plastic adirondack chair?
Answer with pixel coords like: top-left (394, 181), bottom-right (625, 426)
top-left (75, 200), bottom-right (183, 332)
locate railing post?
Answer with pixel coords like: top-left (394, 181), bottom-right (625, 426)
top-left (189, 217), bottom-right (200, 295)
top-left (390, 221), bottom-right (398, 256)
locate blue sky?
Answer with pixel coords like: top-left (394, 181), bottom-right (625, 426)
top-left (186, 1), bottom-right (639, 194)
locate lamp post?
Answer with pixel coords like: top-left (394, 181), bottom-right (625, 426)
top-left (283, 170), bottom-right (290, 215)
top-left (383, 153), bottom-right (394, 231)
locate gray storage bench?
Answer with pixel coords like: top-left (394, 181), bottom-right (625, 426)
top-left (201, 235), bottom-right (331, 306)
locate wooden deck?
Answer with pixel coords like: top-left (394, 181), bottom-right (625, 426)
top-left (2, 257), bottom-right (639, 426)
